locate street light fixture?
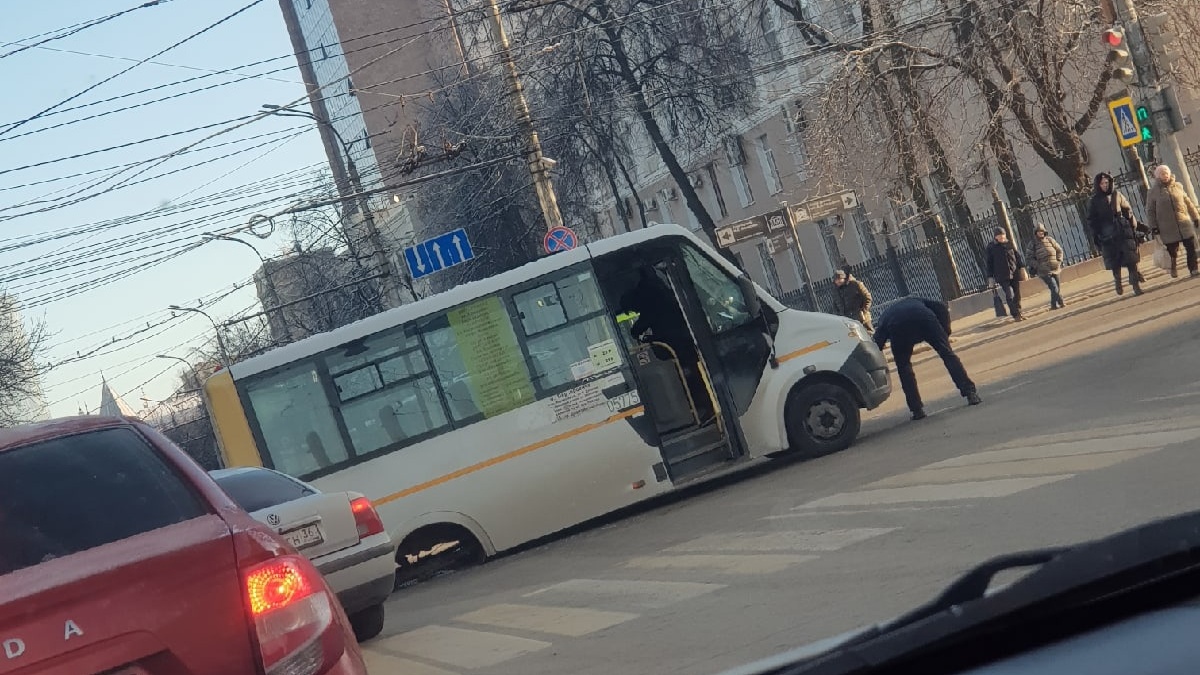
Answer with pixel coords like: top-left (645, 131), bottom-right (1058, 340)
top-left (169, 304), bottom-right (231, 366)
top-left (157, 354), bottom-right (202, 392)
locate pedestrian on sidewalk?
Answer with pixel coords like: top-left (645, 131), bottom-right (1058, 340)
top-left (834, 269), bottom-right (873, 331)
top-left (985, 228), bottom-right (1027, 321)
top-left (1146, 164), bottom-right (1200, 279)
top-left (1087, 172), bottom-right (1145, 296)
top-left (872, 296), bottom-right (982, 421)
top-left (1027, 223), bottom-right (1066, 310)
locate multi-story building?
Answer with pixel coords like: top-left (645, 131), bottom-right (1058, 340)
top-left (254, 247), bottom-right (380, 343)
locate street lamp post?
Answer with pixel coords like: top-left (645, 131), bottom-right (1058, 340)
top-left (204, 232), bottom-right (292, 342)
top-left (262, 103), bottom-right (400, 308)
top-left (169, 305), bottom-right (232, 366)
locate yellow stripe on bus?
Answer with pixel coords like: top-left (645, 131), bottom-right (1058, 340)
top-left (204, 370), bottom-right (263, 469)
top-left (777, 340), bottom-right (833, 364)
top-left (376, 406), bottom-right (646, 506)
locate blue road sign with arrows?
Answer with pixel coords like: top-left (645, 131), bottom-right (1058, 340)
top-left (403, 228), bottom-right (475, 281)
top-left (1108, 97), bottom-right (1142, 148)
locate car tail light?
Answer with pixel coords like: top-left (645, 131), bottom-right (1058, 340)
top-left (350, 497), bottom-right (385, 539)
top-left (243, 555), bottom-right (345, 675)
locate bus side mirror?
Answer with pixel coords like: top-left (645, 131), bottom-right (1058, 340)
top-left (736, 274), bottom-right (762, 318)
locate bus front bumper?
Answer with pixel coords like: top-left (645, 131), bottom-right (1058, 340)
top-left (839, 341), bottom-right (891, 410)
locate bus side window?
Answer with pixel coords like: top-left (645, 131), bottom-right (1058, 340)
top-left (679, 245), bottom-right (754, 334)
top-left (324, 327), bottom-right (449, 457)
top-left (243, 361), bottom-right (351, 478)
top-left (511, 269), bottom-right (622, 393)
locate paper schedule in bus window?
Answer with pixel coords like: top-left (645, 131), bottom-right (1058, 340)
top-left (446, 296), bottom-right (536, 419)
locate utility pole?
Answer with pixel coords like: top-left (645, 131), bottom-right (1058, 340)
top-left (1109, 0), bottom-right (1198, 203)
top-left (485, 0), bottom-right (565, 232)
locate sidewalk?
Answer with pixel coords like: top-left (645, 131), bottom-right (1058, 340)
top-left (900, 261), bottom-right (1175, 365)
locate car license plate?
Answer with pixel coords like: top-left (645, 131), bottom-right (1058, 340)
top-left (282, 523), bottom-right (323, 550)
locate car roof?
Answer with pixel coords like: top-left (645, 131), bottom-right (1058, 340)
top-left (0, 415), bottom-right (141, 453)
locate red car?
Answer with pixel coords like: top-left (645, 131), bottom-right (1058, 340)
top-left (0, 416), bottom-right (369, 675)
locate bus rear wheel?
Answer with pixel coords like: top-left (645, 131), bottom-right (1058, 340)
top-left (394, 524), bottom-right (486, 590)
top-left (785, 381), bottom-right (860, 457)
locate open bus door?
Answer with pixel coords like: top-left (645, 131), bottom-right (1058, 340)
top-left (598, 241), bottom-right (774, 483)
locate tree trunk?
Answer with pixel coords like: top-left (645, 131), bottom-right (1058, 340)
top-left (598, 5), bottom-right (735, 264)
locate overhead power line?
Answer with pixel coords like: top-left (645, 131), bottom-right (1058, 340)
top-left (0, 0), bottom-right (267, 139)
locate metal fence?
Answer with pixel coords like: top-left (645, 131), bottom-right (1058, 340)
top-left (777, 146), bottom-right (1200, 319)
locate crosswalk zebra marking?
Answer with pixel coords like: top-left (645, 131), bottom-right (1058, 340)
top-left (793, 475), bottom-right (1074, 509)
top-left (865, 448), bottom-right (1157, 489)
top-left (663, 528), bottom-right (896, 553)
top-left (623, 553), bottom-right (816, 575)
top-left (374, 625), bottom-right (550, 670)
top-left (454, 603), bottom-right (639, 637)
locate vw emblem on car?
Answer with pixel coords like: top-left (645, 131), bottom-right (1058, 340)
top-left (266, 513), bottom-right (280, 527)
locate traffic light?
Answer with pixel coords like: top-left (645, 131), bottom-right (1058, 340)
top-left (1136, 105), bottom-right (1153, 142)
top-left (1141, 13), bottom-right (1180, 70)
top-left (1103, 28), bottom-right (1136, 83)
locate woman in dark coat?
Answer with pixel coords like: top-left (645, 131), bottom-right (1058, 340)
top-left (1087, 172), bottom-right (1145, 296)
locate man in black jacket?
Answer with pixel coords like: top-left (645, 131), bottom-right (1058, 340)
top-left (873, 296), bottom-right (982, 420)
top-left (985, 228), bottom-right (1026, 321)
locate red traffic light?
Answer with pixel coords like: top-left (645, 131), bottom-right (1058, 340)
top-left (1103, 28), bottom-right (1124, 48)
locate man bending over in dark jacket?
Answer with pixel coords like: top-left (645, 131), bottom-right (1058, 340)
top-left (873, 296), bottom-right (982, 420)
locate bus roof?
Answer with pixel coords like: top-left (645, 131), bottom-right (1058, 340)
top-left (226, 224), bottom-right (767, 381)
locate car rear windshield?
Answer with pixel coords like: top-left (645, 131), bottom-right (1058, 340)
top-left (212, 469), bottom-right (316, 513)
top-left (0, 427), bottom-right (208, 576)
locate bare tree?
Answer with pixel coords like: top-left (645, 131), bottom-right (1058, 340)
top-left (0, 294), bottom-right (48, 426)
top-left (413, 70), bottom-right (547, 292)
top-left (516, 0), bottom-right (756, 256)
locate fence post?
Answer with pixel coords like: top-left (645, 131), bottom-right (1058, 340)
top-left (884, 235), bottom-right (910, 297)
top-left (993, 187), bottom-right (1019, 250)
top-left (934, 215), bottom-right (964, 299)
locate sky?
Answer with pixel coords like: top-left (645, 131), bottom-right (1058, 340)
top-left (0, 0), bottom-right (334, 417)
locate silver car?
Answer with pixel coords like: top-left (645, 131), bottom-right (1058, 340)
top-left (210, 467), bottom-right (395, 641)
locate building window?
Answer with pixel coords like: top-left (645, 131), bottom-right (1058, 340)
top-left (704, 163), bottom-right (728, 218)
top-left (318, 43), bottom-right (328, 60)
top-left (820, 218), bottom-right (846, 275)
top-left (730, 164), bottom-right (754, 208)
top-left (361, 129), bottom-right (371, 149)
top-left (755, 134), bottom-right (782, 194)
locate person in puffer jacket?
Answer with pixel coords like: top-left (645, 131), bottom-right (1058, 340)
top-left (1146, 163), bottom-right (1200, 279)
top-left (1026, 223), bottom-right (1066, 310)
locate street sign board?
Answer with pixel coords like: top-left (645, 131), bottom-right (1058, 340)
top-left (1108, 96), bottom-right (1142, 148)
top-left (790, 190), bottom-right (859, 224)
top-left (715, 218), bottom-right (767, 248)
top-left (765, 233), bottom-right (793, 255)
top-left (714, 208), bottom-right (791, 248)
top-left (403, 227), bottom-right (474, 281)
top-left (543, 225), bottom-right (578, 254)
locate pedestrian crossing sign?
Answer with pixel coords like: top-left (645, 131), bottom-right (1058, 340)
top-left (1108, 97), bottom-right (1142, 148)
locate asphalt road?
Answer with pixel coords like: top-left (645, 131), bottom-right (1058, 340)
top-left (360, 265), bottom-right (1200, 675)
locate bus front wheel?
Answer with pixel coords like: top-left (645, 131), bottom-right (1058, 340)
top-left (785, 381), bottom-right (860, 457)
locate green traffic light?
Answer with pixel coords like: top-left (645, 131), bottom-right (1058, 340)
top-left (1142, 126), bottom-right (1154, 141)
top-left (1136, 106), bottom-right (1149, 121)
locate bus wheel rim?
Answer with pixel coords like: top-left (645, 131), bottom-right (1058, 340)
top-left (805, 399), bottom-right (845, 440)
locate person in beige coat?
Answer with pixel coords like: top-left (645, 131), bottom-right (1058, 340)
top-left (1146, 164), bottom-right (1200, 278)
